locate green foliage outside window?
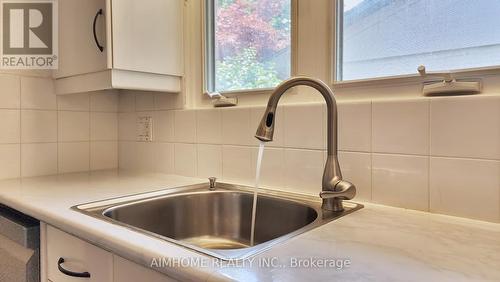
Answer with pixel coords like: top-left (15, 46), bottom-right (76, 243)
top-left (214, 0), bottom-right (291, 92)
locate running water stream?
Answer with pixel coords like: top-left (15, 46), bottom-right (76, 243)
top-left (250, 141), bottom-right (265, 246)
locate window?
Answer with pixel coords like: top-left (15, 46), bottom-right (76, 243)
top-left (205, 0), bottom-right (292, 93)
top-left (336, 0), bottom-right (500, 81)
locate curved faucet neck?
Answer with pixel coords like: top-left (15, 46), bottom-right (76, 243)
top-left (262, 77), bottom-right (338, 156)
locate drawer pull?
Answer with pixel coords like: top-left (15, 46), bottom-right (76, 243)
top-left (57, 258), bottom-right (91, 278)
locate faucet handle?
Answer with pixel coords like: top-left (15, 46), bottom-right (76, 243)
top-left (320, 180), bottom-right (356, 212)
top-left (208, 177), bottom-right (217, 190)
top-left (320, 180), bottom-right (356, 199)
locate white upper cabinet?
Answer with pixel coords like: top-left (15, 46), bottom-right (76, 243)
top-left (54, 0), bottom-right (183, 95)
top-left (54, 0), bottom-right (108, 78)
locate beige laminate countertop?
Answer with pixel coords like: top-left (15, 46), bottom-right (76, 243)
top-left (0, 170), bottom-right (499, 282)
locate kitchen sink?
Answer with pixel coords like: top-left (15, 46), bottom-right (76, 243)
top-left (73, 182), bottom-right (362, 260)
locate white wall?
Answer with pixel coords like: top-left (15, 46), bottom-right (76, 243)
top-left (0, 72), bottom-right (119, 179)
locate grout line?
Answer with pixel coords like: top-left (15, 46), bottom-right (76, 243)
top-left (18, 77), bottom-right (22, 177)
top-left (18, 108), bottom-right (59, 112)
top-left (428, 155), bottom-right (500, 162)
top-left (114, 139), bottom-right (500, 162)
top-left (221, 143), bottom-right (226, 182)
top-left (56, 109), bottom-right (118, 113)
top-left (88, 95), bottom-right (92, 172)
top-left (369, 100), bottom-right (373, 202)
top-left (371, 151), bottom-right (434, 158)
top-left (194, 110), bottom-right (199, 177)
top-left (427, 99), bottom-right (431, 211)
top-left (172, 143), bottom-right (177, 175)
top-left (56, 94), bottom-right (60, 174)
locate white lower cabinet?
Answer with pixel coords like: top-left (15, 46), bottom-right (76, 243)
top-left (113, 255), bottom-right (176, 282)
top-left (44, 224), bottom-right (176, 282)
top-left (46, 225), bottom-right (113, 282)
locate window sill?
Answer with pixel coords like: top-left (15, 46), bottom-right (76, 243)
top-left (332, 66), bottom-right (500, 89)
top-left (205, 87), bottom-right (274, 98)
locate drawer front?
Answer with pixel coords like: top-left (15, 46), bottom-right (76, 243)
top-left (113, 255), bottom-right (177, 282)
top-left (46, 226), bottom-right (112, 282)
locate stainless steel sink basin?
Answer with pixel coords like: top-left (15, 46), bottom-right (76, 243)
top-left (74, 183), bottom-right (362, 260)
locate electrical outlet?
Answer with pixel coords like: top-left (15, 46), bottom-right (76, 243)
top-left (136, 115), bottom-right (153, 142)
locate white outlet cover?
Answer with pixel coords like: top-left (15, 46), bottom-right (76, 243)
top-left (136, 115), bottom-right (153, 142)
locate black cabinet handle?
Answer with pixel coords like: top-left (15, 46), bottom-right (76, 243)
top-left (93, 9), bottom-right (104, 52)
top-left (57, 258), bottom-right (91, 278)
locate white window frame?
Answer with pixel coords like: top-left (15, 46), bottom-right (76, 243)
top-left (203, 0), bottom-right (298, 97)
top-left (331, 0), bottom-right (500, 88)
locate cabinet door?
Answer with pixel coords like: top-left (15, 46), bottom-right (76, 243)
top-left (113, 255), bottom-right (177, 282)
top-left (111, 0), bottom-right (183, 76)
top-left (54, 0), bottom-right (108, 78)
top-left (46, 226), bottom-right (113, 282)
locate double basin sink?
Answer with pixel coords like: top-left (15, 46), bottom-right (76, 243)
top-left (74, 182), bottom-right (362, 260)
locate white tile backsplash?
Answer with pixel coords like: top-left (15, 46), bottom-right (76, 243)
top-left (21, 143), bottom-right (58, 177)
top-left (58, 142), bottom-right (90, 173)
top-left (0, 110), bottom-right (20, 144)
top-left (222, 108), bottom-right (253, 146)
top-left (338, 101), bottom-right (371, 152)
top-left (135, 142), bottom-right (155, 172)
top-left (154, 111), bottom-right (174, 142)
top-left (20, 77), bottom-right (56, 110)
top-left (154, 92), bottom-right (183, 110)
top-left (431, 95), bottom-right (500, 160)
top-left (197, 144), bottom-right (222, 178)
top-left (118, 113), bottom-right (137, 141)
top-left (21, 110), bottom-right (57, 143)
top-left (57, 93), bottom-right (89, 111)
top-left (284, 103), bottom-right (325, 150)
top-left (90, 141), bottom-right (118, 170)
top-left (118, 92), bottom-right (136, 113)
top-left (372, 99), bottom-right (429, 155)
top-left (118, 141), bottom-right (138, 170)
top-left (372, 154), bottom-right (429, 211)
top-left (0, 74), bottom-right (119, 179)
top-left (0, 144), bottom-right (20, 179)
top-left (91, 112), bottom-right (118, 141)
top-left (0, 75), bottom-right (20, 109)
top-left (154, 142), bottom-right (174, 174)
top-left (117, 95), bottom-right (500, 223)
top-left (196, 109), bottom-right (222, 144)
top-left (222, 145), bottom-right (253, 185)
top-left (58, 111), bottom-right (90, 142)
top-left (174, 110), bottom-right (196, 143)
top-left (338, 151), bottom-right (372, 202)
top-left (430, 157), bottom-right (500, 222)
top-left (90, 91), bottom-right (119, 112)
top-left (174, 143), bottom-right (197, 177)
top-left (284, 148), bottom-right (324, 195)
top-left (135, 92), bottom-right (155, 111)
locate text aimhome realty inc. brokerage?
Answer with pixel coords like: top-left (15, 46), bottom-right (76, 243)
top-left (150, 256), bottom-right (352, 270)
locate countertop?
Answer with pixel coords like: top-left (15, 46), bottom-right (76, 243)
top-left (0, 170), bottom-right (499, 282)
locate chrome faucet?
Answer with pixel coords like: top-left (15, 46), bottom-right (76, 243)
top-left (255, 77), bottom-right (356, 212)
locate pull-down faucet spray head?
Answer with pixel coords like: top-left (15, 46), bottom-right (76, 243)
top-left (255, 108), bottom-right (276, 142)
